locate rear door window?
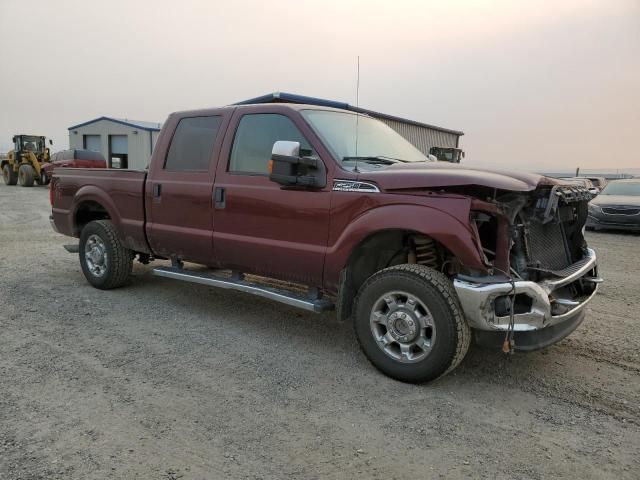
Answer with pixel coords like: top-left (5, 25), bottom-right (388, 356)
top-left (165, 116), bottom-right (223, 171)
top-left (229, 114), bottom-right (313, 175)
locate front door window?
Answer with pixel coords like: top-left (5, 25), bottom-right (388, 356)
top-left (229, 114), bottom-right (314, 175)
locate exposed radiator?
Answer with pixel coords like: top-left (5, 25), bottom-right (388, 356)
top-left (526, 221), bottom-right (571, 271)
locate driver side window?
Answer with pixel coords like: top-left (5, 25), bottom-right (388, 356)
top-left (229, 114), bottom-right (314, 175)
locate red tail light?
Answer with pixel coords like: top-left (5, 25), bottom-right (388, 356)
top-left (49, 180), bottom-right (54, 206)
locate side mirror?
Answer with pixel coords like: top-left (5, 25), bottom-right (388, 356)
top-left (49, 139), bottom-right (53, 145)
top-left (269, 141), bottom-right (326, 188)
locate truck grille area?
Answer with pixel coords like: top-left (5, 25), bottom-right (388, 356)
top-left (526, 221), bottom-right (571, 271)
top-left (516, 184), bottom-right (592, 278)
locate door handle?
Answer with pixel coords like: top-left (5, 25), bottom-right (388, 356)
top-left (214, 187), bottom-right (225, 209)
top-left (153, 183), bottom-right (162, 197)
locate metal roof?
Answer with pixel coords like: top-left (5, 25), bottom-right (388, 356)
top-left (68, 116), bottom-right (162, 131)
top-left (234, 92), bottom-right (464, 136)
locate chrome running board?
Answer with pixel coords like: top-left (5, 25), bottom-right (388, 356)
top-left (152, 266), bottom-right (334, 313)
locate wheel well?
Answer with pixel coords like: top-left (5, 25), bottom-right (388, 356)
top-left (75, 201), bottom-right (110, 235)
top-left (336, 230), bottom-right (452, 321)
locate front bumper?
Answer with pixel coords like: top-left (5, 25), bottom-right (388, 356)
top-left (587, 213), bottom-right (640, 231)
top-left (453, 248), bottom-right (599, 334)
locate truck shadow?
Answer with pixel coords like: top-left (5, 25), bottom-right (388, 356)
top-left (124, 263), bottom-right (578, 388)
top-left (59, 261), bottom-right (636, 421)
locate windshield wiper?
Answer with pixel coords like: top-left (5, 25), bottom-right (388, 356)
top-left (342, 155), bottom-right (406, 165)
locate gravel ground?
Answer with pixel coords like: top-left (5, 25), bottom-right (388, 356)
top-left (1, 185), bottom-right (638, 480)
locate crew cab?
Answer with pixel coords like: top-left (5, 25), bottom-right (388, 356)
top-left (50, 103), bottom-right (601, 383)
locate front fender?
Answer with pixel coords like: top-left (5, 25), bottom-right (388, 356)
top-left (324, 199), bottom-right (486, 291)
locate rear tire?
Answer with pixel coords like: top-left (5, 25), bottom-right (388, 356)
top-left (39, 171), bottom-right (51, 185)
top-left (18, 164), bottom-right (35, 187)
top-left (79, 220), bottom-right (133, 289)
top-left (353, 264), bottom-right (471, 383)
top-left (3, 164), bottom-right (17, 185)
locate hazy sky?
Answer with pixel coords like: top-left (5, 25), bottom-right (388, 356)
top-left (1, 0), bottom-right (638, 171)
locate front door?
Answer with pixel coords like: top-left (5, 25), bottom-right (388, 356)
top-left (212, 109), bottom-right (332, 286)
top-left (146, 113), bottom-right (229, 265)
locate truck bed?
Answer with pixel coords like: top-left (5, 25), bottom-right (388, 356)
top-left (51, 168), bottom-right (149, 253)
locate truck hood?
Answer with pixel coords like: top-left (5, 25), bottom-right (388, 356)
top-left (359, 162), bottom-right (557, 192)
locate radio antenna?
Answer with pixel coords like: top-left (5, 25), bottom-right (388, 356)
top-left (354, 55), bottom-right (361, 173)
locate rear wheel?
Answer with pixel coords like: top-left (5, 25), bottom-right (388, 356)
top-left (79, 220), bottom-right (133, 289)
top-left (2, 164), bottom-right (17, 185)
top-left (18, 164), bottom-right (35, 187)
top-left (39, 171), bottom-right (51, 185)
top-left (353, 264), bottom-right (471, 383)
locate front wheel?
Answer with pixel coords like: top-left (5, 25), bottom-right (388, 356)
top-left (3, 164), bottom-right (18, 185)
top-left (18, 164), bottom-right (35, 187)
top-left (79, 220), bottom-right (133, 289)
top-left (353, 264), bottom-right (471, 383)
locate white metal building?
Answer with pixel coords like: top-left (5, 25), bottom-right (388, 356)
top-left (68, 117), bottom-right (162, 170)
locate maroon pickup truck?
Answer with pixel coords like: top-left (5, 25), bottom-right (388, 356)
top-left (51, 103), bottom-right (600, 383)
top-left (42, 149), bottom-right (106, 183)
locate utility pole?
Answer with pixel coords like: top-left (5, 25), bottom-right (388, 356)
top-left (575, 167), bottom-right (580, 177)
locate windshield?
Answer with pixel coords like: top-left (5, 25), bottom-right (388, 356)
top-left (600, 182), bottom-right (640, 196)
top-left (20, 136), bottom-right (45, 152)
top-left (301, 110), bottom-right (428, 166)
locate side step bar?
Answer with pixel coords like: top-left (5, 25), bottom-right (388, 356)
top-left (152, 266), bottom-right (334, 313)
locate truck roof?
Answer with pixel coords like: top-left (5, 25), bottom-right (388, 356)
top-left (233, 92), bottom-right (465, 135)
top-left (170, 103), bottom-right (372, 119)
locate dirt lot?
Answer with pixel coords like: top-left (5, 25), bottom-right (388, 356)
top-left (0, 184), bottom-right (638, 480)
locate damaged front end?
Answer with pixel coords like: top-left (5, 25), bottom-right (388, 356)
top-left (454, 183), bottom-right (601, 351)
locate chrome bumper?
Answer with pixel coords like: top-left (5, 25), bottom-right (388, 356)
top-left (453, 248), bottom-right (599, 332)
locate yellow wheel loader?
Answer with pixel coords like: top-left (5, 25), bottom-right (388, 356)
top-left (2, 134), bottom-right (52, 187)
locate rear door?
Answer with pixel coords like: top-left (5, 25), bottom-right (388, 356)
top-left (145, 111), bottom-right (231, 265)
top-left (212, 106), bottom-right (333, 286)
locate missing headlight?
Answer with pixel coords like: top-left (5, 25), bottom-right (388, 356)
top-left (494, 293), bottom-right (533, 316)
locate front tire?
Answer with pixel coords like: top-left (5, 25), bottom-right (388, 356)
top-left (18, 164), bottom-right (35, 187)
top-left (353, 264), bottom-right (471, 383)
top-left (3, 164), bottom-right (18, 185)
top-left (79, 220), bottom-right (133, 289)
